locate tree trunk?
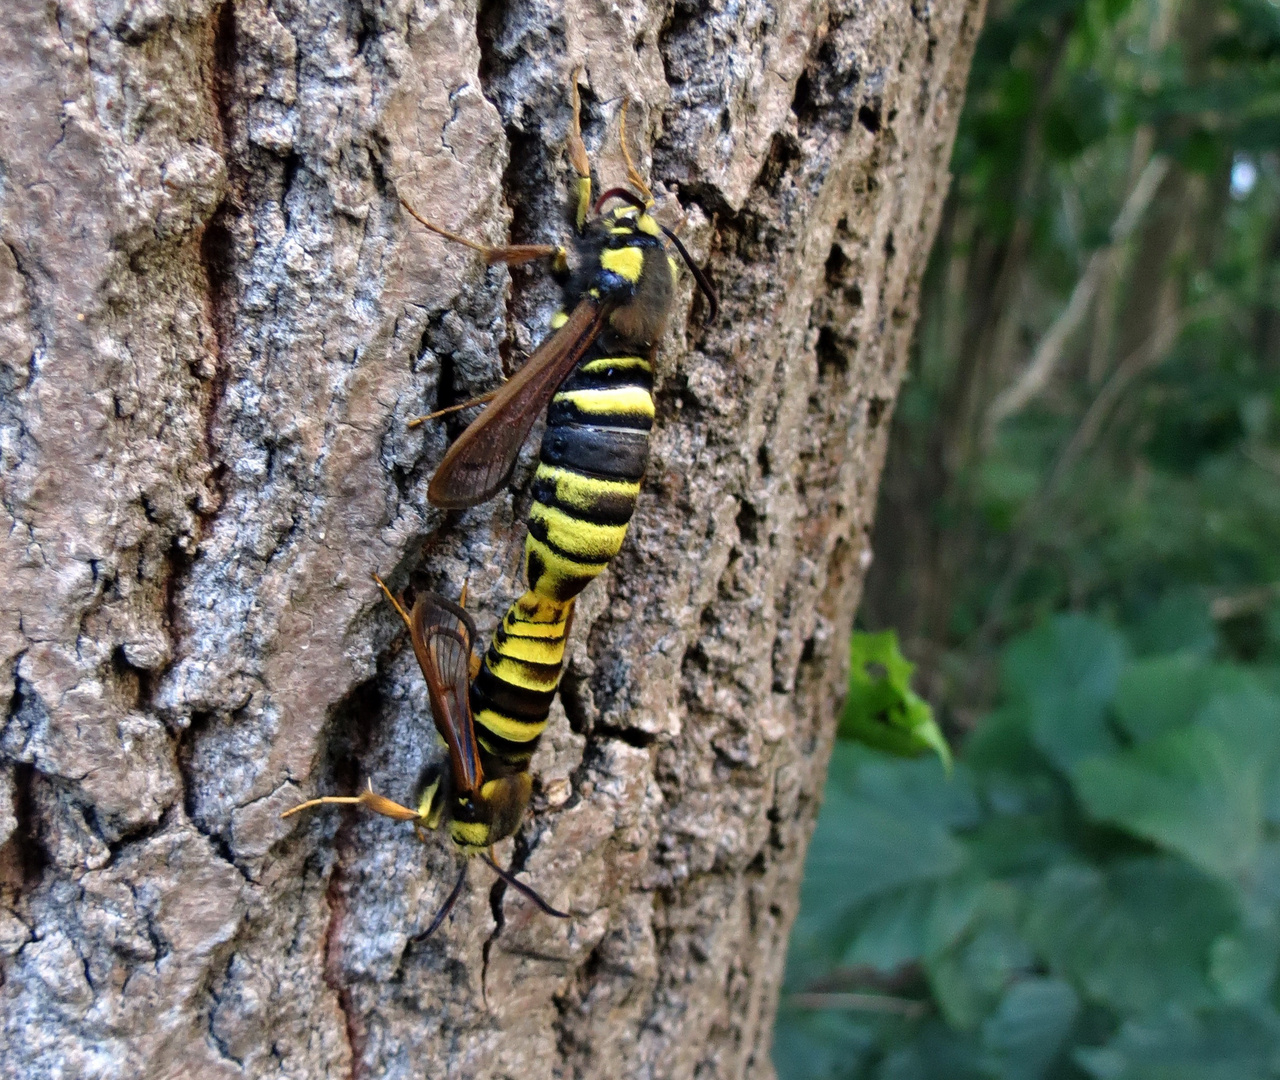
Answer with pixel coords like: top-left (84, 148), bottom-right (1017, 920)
top-left (0, 1), bottom-right (981, 1076)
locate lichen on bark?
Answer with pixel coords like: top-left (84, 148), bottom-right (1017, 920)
top-left (0, 0), bottom-right (982, 1076)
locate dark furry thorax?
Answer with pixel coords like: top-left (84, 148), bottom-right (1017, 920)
top-left (566, 206), bottom-right (677, 349)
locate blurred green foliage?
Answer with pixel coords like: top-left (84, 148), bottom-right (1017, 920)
top-left (780, 617), bottom-right (1280, 1078)
top-left (861, 0), bottom-right (1280, 666)
top-left (778, 0), bottom-right (1280, 1071)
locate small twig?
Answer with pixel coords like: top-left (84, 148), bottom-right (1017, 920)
top-left (787, 992), bottom-right (929, 1018)
top-left (1210, 583), bottom-right (1280, 622)
top-left (975, 304), bottom-right (1201, 647)
top-left (1042, 301), bottom-right (1190, 492)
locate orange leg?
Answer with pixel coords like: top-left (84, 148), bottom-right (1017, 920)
top-left (405, 389), bottom-right (499, 429)
top-left (569, 68), bottom-right (592, 228)
top-left (373, 572), bottom-right (414, 633)
top-left (399, 197), bottom-right (562, 267)
top-left (617, 99), bottom-right (653, 207)
top-left (282, 779), bottom-right (422, 823)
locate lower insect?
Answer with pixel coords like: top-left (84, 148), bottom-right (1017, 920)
top-left (283, 578), bottom-right (568, 936)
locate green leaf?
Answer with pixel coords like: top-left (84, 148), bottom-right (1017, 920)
top-left (837, 872), bottom-right (1010, 975)
top-left (877, 1021), bottom-right (989, 1080)
top-left (923, 882), bottom-right (1029, 1030)
top-left (845, 753), bottom-right (979, 831)
top-left (925, 876), bottom-right (1005, 960)
top-left (1075, 725), bottom-right (1259, 878)
top-left (841, 630), bottom-right (952, 768)
top-left (1001, 616), bottom-right (1125, 774)
top-left (788, 753), bottom-right (970, 981)
top-left (982, 978), bottom-right (1080, 1080)
top-left (962, 704), bottom-right (1046, 777)
top-left (773, 1008), bottom-right (880, 1080)
top-left (1127, 591), bottom-right (1218, 658)
top-left (1074, 1007), bottom-right (1280, 1080)
top-left (962, 807), bottom-right (1072, 878)
top-left (1113, 656), bottom-right (1258, 743)
top-left (1210, 927), bottom-right (1280, 1005)
top-left (1025, 859), bottom-right (1237, 1013)
top-left (928, 912), bottom-right (1034, 1031)
top-left (1074, 690), bottom-right (1280, 879)
top-left (1195, 688), bottom-right (1280, 766)
top-left (1244, 841), bottom-right (1280, 912)
top-left (797, 787), bottom-right (967, 918)
top-left (841, 882), bottom-right (936, 972)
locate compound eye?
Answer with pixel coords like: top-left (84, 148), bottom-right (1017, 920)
top-left (452, 795), bottom-right (484, 823)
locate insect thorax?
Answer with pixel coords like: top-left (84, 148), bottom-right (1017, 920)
top-left (569, 208), bottom-right (676, 350)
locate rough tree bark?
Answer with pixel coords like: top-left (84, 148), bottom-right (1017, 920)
top-left (0, 1), bottom-right (981, 1077)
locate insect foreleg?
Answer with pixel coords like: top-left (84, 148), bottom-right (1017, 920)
top-left (281, 780), bottom-right (422, 823)
top-left (405, 389), bottom-right (499, 429)
top-left (617, 99), bottom-right (653, 207)
top-left (373, 573), bottom-right (414, 632)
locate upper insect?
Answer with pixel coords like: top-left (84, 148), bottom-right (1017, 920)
top-left (402, 86), bottom-right (716, 511)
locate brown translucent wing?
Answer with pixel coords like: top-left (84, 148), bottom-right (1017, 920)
top-left (428, 298), bottom-right (608, 508)
top-left (408, 592), bottom-right (483, 797)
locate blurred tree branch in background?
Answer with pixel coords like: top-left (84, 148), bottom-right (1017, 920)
top-left (984, 153), bottom-right (1168, 433)
top-left (862, 0), bottom-right (1280, 716)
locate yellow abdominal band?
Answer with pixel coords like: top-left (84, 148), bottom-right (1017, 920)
top-left (529, 503), bottom-right (630, 563)
top-left (553, 386), bottom-right (656, 422)
top-left (471, 589), bottom-right (574, 744)
top-left (535, 464), bottom-right (642, 516)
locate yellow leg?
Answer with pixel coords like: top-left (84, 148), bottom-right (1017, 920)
top-left (399, 197), bottom-right (563, 267)
top-left (373, 573), bottom-right (414, 633)
top-left (282, 779), bottom-right (422, 823)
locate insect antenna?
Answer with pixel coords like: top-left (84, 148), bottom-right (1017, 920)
top-left (594, 186), bottom-right (648, 214)
top-left (415, 862), bottom-right (469, 941)
top-left (660, 224), bottom-right (719, 321)
top-left (481, 853), bottom-right (570, 919)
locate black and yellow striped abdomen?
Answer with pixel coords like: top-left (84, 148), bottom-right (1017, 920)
top-left (470, 591), bottom-right (571, 774)
top-left (469, 347), bottom-right (655, 770)
top-left (527, 351), bottom-right (654, 602)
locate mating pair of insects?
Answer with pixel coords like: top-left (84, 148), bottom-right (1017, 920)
top-left (283, 76), bottom-right (716, 936)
